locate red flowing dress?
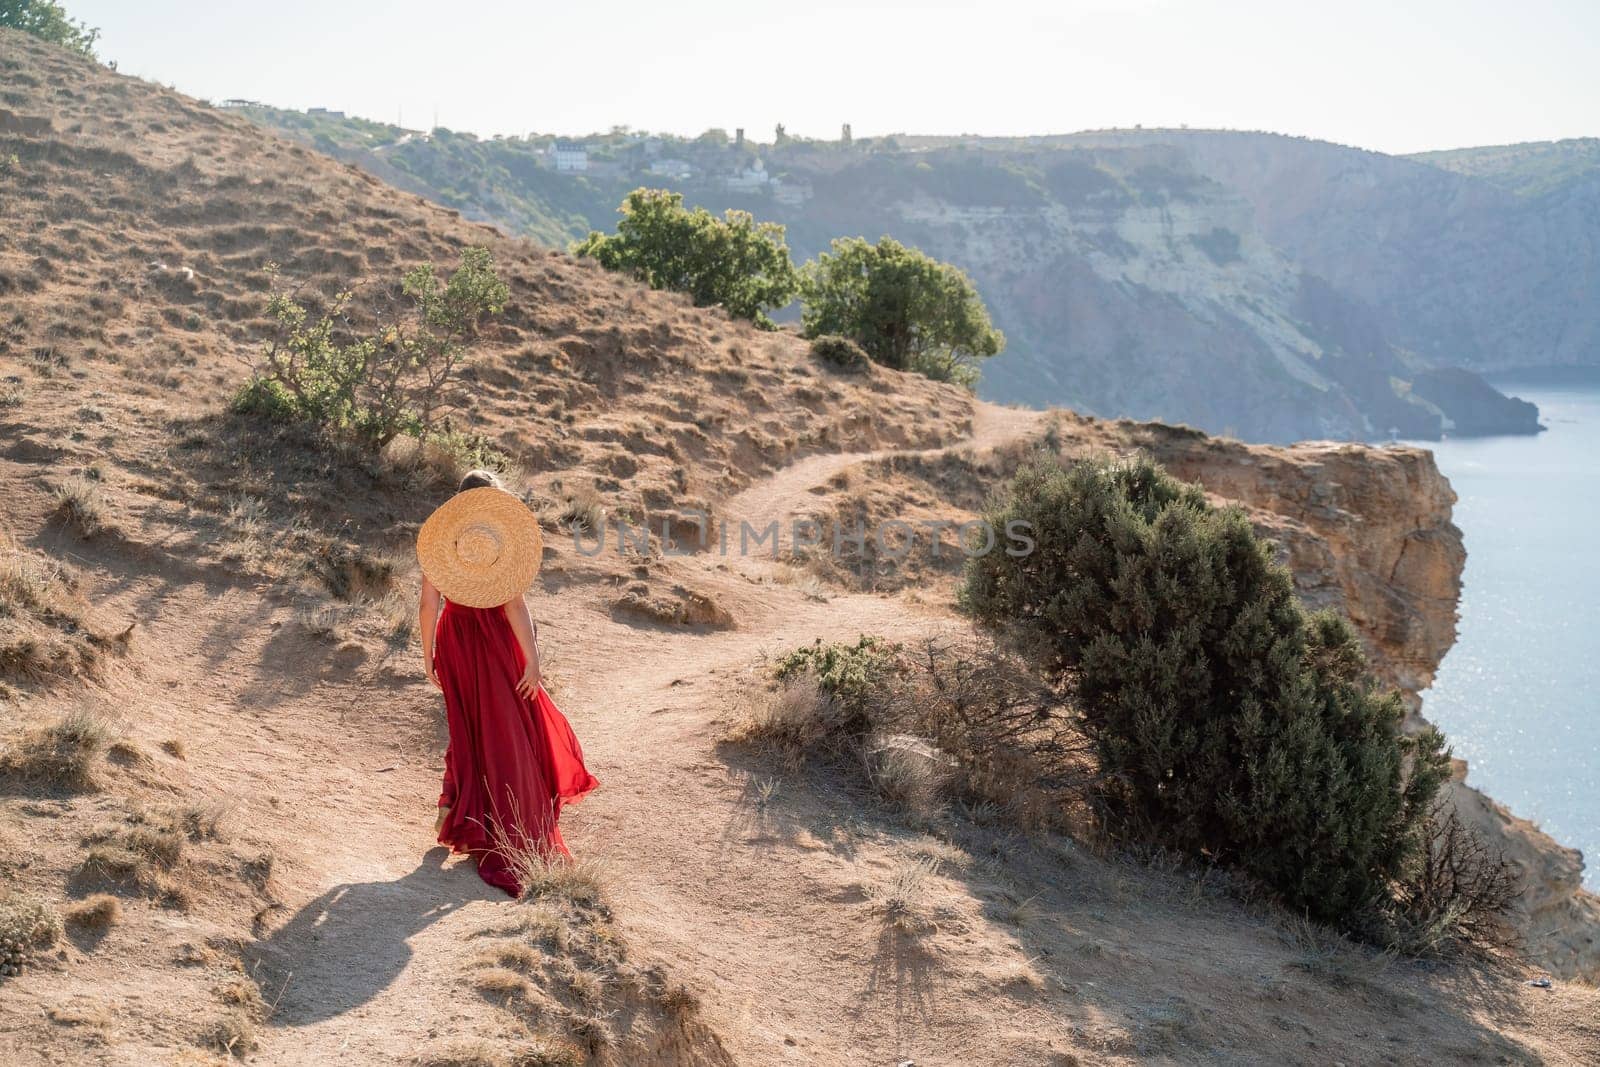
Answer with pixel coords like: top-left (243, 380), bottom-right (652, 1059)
top-left (433, 599), bottom-right (598, 896)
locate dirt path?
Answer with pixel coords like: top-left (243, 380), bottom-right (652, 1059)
top-left (723, 401), bottom-right (1042, 529)
top-left (227, 400), bottom-right (1052, 1064)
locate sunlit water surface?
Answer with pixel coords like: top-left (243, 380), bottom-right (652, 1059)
top-left (1412, 373), bottom-right (1600, 889)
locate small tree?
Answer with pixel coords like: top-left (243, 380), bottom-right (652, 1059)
top-left (572, 189), bottom-right (798, 329)
top-left (1, 0), bottom-right (98, 56)
top-left (800, 236), bottom-right (1003, 387)
top-left (235, 246), bottom-right (508, 450)
top-left (963, 454), bottom-right (1452, 931)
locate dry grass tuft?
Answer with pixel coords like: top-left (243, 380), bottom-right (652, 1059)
top-left (0, 541), bottom-right (103, 686)
top-left (0, 706), bottom-right (116, 790)
top-left (513, 855), bottom-right (609, 910)
top-left (420, 1038), bottom-right (583, 1067)
top-left (867, 856), bottom-right (941, 932)
top-left (553, 482), bottom-right (605, 533)
top-left (107, 738), bottom-right (150, 765)
top-left (470, 831), bottom-right (723, 1061)
top-left (53, 473), bottom-right (111, 536)
top-left (162, 738), bottom-right (187, 760)
top-left (473, 965), bottom-right (534, 1000)
top-left (0, 549), bottom-right (53, 615)
top-left (200, 1008), bottom-right (257, 1058)
top-left (64, 893), bottom-right (121, 931)
top-left (867, 734), bottom-right (950, 821)
top-left (373, 588), bottom-right (416, 642)
top-left (296, 601), bottom-right (350, 641)
top-left (729, 673), bottom-right (832, 762)
top-left (199, 975), bottom-right (266, 1058)
top-left (78, 801), bottom-right (225, 910)
top-left (478, 941), bottom-right (543, 972)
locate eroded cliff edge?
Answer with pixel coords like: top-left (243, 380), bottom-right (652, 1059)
top-left (1059, 413), bottom-right (1600, 979)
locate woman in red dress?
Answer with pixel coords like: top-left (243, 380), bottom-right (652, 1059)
top-left (417, 470), bottom-right (598, 896)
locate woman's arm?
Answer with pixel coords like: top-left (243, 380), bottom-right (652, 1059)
top-left (419, 575), bottom-right (442, 689)
top-left (504, 593), bottom-right (542, 699)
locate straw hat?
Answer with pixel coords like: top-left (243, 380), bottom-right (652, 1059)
top-left (416, 487), bottom-right (544, 607)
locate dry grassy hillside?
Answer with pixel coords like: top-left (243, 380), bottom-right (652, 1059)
top-left (2, 28), bottom-right (1597, 1067)
top-left (0, 27), bottom-right (967, 584)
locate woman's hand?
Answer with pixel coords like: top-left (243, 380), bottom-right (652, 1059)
top-left (425, 654), bottom-right (442, 690)
top-left (515, 660), bottom-right (542, 699)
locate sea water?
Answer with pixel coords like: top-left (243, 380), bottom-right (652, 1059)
top-left (1414, 372), bottom-right (1600, 889)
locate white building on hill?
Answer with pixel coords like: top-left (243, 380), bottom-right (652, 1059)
top-left (553, 142), bottom-right (588, 173)
top-left (724, 158), bottom-right (769, 192)
top-left (648, 158), bottom-right (694, 180)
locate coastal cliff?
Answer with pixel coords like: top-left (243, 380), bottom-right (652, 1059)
top-left (1071, 415), bottom-right (1600, 979)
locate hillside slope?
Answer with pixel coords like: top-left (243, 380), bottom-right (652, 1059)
top-left (2, 29), bottom-right (1597, 1066)
top-left (1410, 138), bottom-right (1600, 198)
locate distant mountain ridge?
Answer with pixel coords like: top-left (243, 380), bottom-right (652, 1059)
top-left (242, 109), bottom-right (1594, 442)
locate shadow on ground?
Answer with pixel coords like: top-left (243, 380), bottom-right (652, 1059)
top-left (248, 846), bottom-right (497, 1025)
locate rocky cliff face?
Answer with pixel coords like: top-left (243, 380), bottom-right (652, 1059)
top-left (1062, 414), bottom-right (1600, 978)
top-left (778, 144), bottom-right (1542, 443)
top-left (1071, 130), bottom-right (1600, 376)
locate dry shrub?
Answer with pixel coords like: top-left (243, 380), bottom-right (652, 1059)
top-left (1386, 801), bottom-right (1521, 958)
top-left (741, 635), bottom-right (1089, 827)
top-left (64, 893), bottom-right (121, 931)
top-left (866, 736), bottom-right (950, 822)
top-left (0, 706), bottom-right (116, 790)
top-left (880, 636), bottom-right (1089, 826)
top-left (734, 671), bottom-right (832, 760)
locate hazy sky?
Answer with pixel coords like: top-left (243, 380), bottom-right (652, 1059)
top-left (68, 0), bottom-right (1599, 154)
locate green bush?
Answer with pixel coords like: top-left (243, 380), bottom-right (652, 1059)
top-left (234, 247), bottom-right (508, 452)
top-left (230, 377), bottom-right (299, 423)
top-left (962, 454), bottom-right (1451, 931)
top-left (808, 334), bottom-right (871, 373)
top-left (799, 236), bottom-right (1003, 388)
top-left (572, 189), bottom-right (798, 328)
top-left (774, 635), bottom-right (898, 737)
top-left (2, 0), bottom-right (99, 56)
